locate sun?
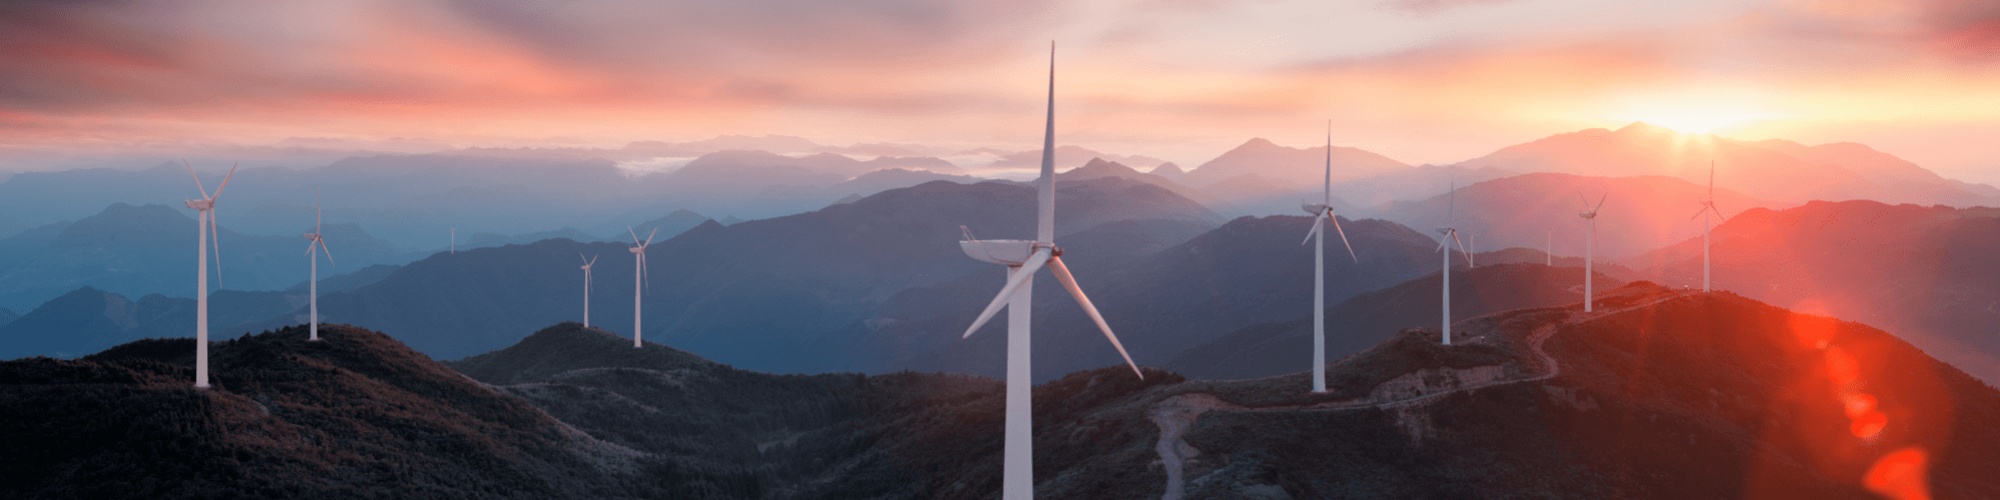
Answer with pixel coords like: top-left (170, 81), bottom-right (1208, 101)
top-left (1637, 110), bottom-right (1766, 135)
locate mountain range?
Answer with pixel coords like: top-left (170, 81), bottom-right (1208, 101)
top-left (18, 279), bottom-right (2000, 498)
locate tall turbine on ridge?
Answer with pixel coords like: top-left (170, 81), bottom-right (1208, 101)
top-left (1578, 193), bottom-right (1607, 312)
top-left (182, 161), bottom-right (236, 389)
top-left (579, 253), bottom-right (598, 328)
top-left (303, 203), bottom-right (334, 341)
top-left (628, 227), bottom-right (656, 348)
top-left (958, 44), bottom-right (1143, 500)
top-left (1300, 120), bottom-right (1358, 393)
top-left (1435, 180), bottom-right (1468, 345)
top-left (1691, 161), bottom-right (1721, 292)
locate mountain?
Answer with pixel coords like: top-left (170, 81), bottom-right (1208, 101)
top-left (0, 286), bottom-right (296, 359)
top-left (1458, 122), bottom-right (1999, 206)
top-left (1165, 262), bottom-right (1623, 380)
top-left (827, 168), bottom-right (985, 198)
top-left (621, 208), bottom-right (713, 243)
top-left (982, 145), bottom-right (1168, 171)
top-left (1149, 162), bottom-right (1186, 182)
top-left (0, 324), bottom-right (733, 498)
top-left (1178, 137), bottom-right (1411, 189)
top-left (1195, 171), bottom-right (1365, 217)
top-left (0, 203), bottom-right (417, 312)
top-left (464, 227), bottom-right (602, 249)
top-left (282, 263), bottom-right (402, 295)
top-left (1053, 157), bottom-right (1208, 204)
top-left (1375, 172), bottom-right (1774, 258)
top-left (1622, 199), bottom-right (2000, 385)
top-left (0, 305), bottom-right (16, 329)
top-left (231, 177), bottom-right (1224, 365)
top-left (448, 284), bottom-right (2000, 499)
top-left (1331, 164), bottom-right (1516, 210)
top-left (829, 214), bottom-right (1453, 382)
top-left (674, 149), bottom-right (956, 178)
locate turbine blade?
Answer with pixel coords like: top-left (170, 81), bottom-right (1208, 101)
top-left (210, 211), bottom-right (224, 288)
top-left (1437, 233), bottom-right (1449, 253)
top-left (182, 160), bottom-right (210, 200)
top-left (305, 240), bottom-right (317, 257)
top-left (1332, 217), bottom-right (1358, 264)
top-left (1595, 193), bottom-right (1607, 212)
top-left (315, 202), bottom-right (322, 232)
top-left (1690, 206), bottom-right (1709, 220)
top-left (1300, 212), bottom-right (1325, 246)
top-left (629, 226), bottom-right (640, 244)
top-left (962, 247), bottom-right (1053, 338)
top-left (210, 163), bottom-right (237, 201)
top-left (319, 239), bottom-right (335, 267)
top-left (1324, 119), bottom-right (1332, 205)
top-left (581, 252), bottom-right (589, 265)
top-left (1577, 192), bottom-right (1590, 210)
top-left (1047, 256), bottom-right (1143, 380)
top-left (1452, 231), bottom-right (1468, 265)
top-left (645, 227), bottom-right (658, 246)
top-left (640, 253), bottom-right (650, 293)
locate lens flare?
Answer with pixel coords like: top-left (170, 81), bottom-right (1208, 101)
top-left (1863, 447), bottom-right (1931, 500)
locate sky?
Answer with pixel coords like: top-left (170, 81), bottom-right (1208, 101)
top-left (3, 0), bottom-right (1999, 183)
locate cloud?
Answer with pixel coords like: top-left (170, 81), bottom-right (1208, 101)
top-left (1378, 0), bottom-right (1516, 16)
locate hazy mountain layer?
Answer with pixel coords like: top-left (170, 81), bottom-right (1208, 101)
top-left (0, 202), bottom-right (420, 311)
top-left (1624, 199), bottom-right (2000, 385)
top-left (1375, 172), bottom-right (1775, 258)
top-left (1458, 122), bottom-right (1998, 206)
top-left (0, 286), bottom-right (297, 360)
top-left (1166, 262), bottom-right (1625, 380)
top-left (227, 178), bottom-right (1223, 366)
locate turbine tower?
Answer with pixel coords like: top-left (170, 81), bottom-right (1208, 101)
top-left (1691, 161), bottom-right (1721, 292)
top-left (958, 44), bottom-right (1142, 500)
top-left (580, 253), bottom-right (598, 328)
top-left (1435, 180), bottom-right (1469, 345)
top-left (182, 160), bottom-right (236, 389)
top-left (1299, 120), bottom-right (1357, 393)
top-left (450, 227), bottom-right (456, 254)
top-left (1545, 226), bottom-right (1553, 266)
top-left (1578, 193), bottom-right (1607, 312)
top-left (628, 227), bottom-right (656, 348)
top-left (303, 203), bottom-right (334, 341)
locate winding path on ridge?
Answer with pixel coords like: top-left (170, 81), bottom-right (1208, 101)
top-left (1149, 291), bottom-right (1693, 500)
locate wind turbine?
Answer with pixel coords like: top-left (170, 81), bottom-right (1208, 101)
top-left (1691, 161), bottom-right (1721, 292)
top-left (1436, 180), bottom-right (1469, 345)
top-left (1299, 120), bottom-right (1357, 393)
top-left (450, 227), bottom-right (456, 254)
top-left (182, 160), bottom-right (235, 389)
top-left (628, 227), bottom-right (656, 348)
top-left (303, 203), bottom-right (334, 341)
top-left (580, 253), bottom-right (598, 328)
top-left (958, 44), bottom-right (1142, 500)
top-left (1578, 192), bottom-right (1607, 312)
top-left (1545, 226), bottom-right (1553, 266)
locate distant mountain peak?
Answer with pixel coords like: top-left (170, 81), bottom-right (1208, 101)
top-left (1150, 162), bottom-right (1184, 176)
top-left (1615, 121), bottom-right (1681, 136)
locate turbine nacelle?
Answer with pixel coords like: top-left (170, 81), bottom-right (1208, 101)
top-left (1300, 203), bottom-right (1332, 215)
top-left (185, 199), bottom-right (214, 210)
top-left (960, 239), bottom-right (1052, 266)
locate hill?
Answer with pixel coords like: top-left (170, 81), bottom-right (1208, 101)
top-left (453, 283), bottom-right (2000, 498)
top-left (1179, 137), bottom-right (1411, 189)
top-left (1376, 172), bottom-right (1774, 258)
top-left (0, 324), bottom-right (745, 498)
top-left (0, 286), bottom-right (297, 360)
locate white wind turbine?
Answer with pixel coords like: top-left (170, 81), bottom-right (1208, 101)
top-left (182, 160), bottom-right (236, 389)
top-left (303, 203), bottom-right (334, 341)
top-left (1299, 120), bottom-right (1358, 394)
top-left (580, 253), bottom-right (598, 328)
top-left (450, 226), bottom-right (456, 254)
top-left (1578, 193), bottom-right (1607, 312)
top-left (1691, 161), bottom-right (1721, 292)
top-left (958, 44), bottom-right (1143, 500)
top-left (1545, 226), bottom-right (1553, 266)
top-left (628, 227), bottom-right (656, 348)
top-left (1436, 181), bottom-right (1469, 345)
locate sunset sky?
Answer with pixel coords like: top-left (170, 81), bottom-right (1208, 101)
top-left (4, 0), bottom-right (1999, 183)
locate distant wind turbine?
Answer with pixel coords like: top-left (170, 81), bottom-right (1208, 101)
top-left (303, 203), bottom-right (334, 341)
top-left (450, 227), bottom-right (456, 254)
top-left (1545, 226), bottom-right (1553, 266)
top-left (958, 44), bottom-right (1142, 500)
top-left (1578, 192), bottom-right (1607, 312)
top-left (182, 160), bottom-right (236, 389)
top-left (580, 253), bottom-right (598, 328)
top-left (1299, 120), bottom-right (1358, 393)
top-left (1691, 161), bottom-right (1721, 292)
top-left (1436, 180), bottom-right (1469, 345)
top-left (628, 227), bottom-right (656, 348)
